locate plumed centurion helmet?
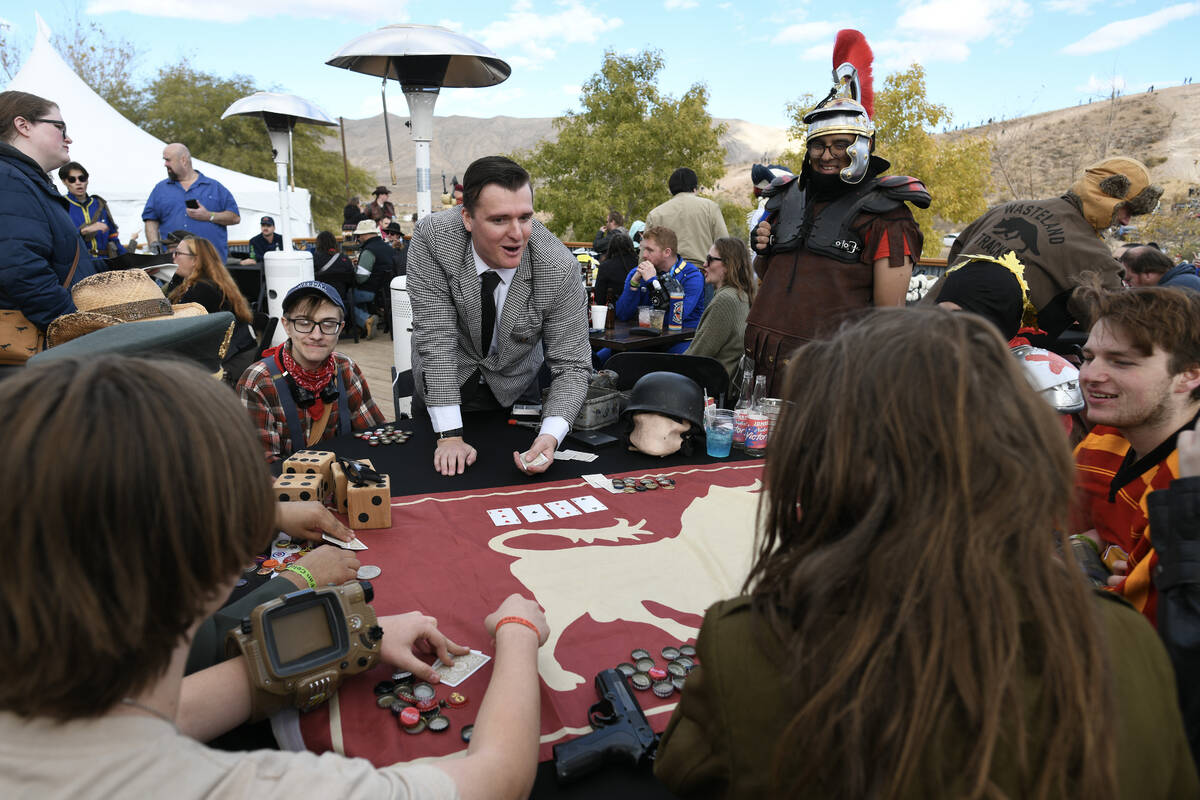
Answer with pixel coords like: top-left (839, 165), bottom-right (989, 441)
top-left (804, 29), bottom-right (875, 185)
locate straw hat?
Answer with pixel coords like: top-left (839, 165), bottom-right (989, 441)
top-left (353, 219), bottom-right (380, 236)
top-left (46, 270), bottom-right (206, 348)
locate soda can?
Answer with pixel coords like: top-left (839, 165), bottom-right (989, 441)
top-left (668, 297), bottom-right (684, 331)
top-left (744, 413), bottom-right (769, 457)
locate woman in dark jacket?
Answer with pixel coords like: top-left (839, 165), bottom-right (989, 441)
top-left (166, 235), bottom-right (258, 383)
top-left (311, 230), bottom-right (356, 303)
top-left (0, 91), bottom-right (100, 348)
top-left (592, 232), bottom-right (637, 306)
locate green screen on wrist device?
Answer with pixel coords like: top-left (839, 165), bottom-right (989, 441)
top-left (228, 581), bottom-right (382, 719)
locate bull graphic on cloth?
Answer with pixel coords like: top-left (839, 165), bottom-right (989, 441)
top-left (489, 476), bottom-right (762, 691)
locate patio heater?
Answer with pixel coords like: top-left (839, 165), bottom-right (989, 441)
top-left (221, 93), bottom-right (337, 345)
top-left (325, 24), bottom-right (510, 220)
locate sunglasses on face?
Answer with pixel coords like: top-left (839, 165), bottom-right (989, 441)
top-left (65, 175), bottom-right (87, 183)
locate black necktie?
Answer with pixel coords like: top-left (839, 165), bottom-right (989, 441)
top-left (480, 270), bottom-right (501, 355)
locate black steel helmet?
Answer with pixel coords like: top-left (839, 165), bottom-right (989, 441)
top-left (622, 372), bottom-right (705, 429)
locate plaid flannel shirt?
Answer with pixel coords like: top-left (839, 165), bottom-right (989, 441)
top-left (237, 352), bottom-right (386, 463)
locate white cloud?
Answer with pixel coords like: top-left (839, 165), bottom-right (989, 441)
top-left (1062, 2), bottom-right (1200, 55)
top-left (1045, 0), bottom-right (1101, 13)
top-left (772, 21), bottom-right (840, 45)
top-left (897, 0), bottom-right (1031, 43)
top-left (1078, 74), bottom-right (1125, 94)
top-left (436, 18), bottom-right (464, 32)
top-left (85, 0), bottom-right (406, 23)
top-left (467, 1), bottom-right (622, 72)
top-left (665, 0), bottom-right (698, 8)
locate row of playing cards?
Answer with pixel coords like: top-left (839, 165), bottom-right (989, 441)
top-left (487, 495), bottom-right (608, 526)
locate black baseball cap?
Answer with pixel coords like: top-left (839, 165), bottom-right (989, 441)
top-left (260, 216), bottom-right (275, 226)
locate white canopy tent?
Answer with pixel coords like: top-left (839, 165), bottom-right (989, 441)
top-left (5, 15), bottom-right (313, 248)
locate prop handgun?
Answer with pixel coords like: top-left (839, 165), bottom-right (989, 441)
top-left (552, 668), bottom-right (658, 783)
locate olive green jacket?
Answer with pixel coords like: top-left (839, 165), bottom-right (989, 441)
top-left (655, 593), bottom-right (1199, 799)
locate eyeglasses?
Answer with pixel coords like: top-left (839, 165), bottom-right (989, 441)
top-left (705, 255), bottom-right (723, 265)
top-left (286, 316), bottom-right (343, 335)
top-left (172, 250), bottom-right (194, 259)
top-left (32, 118), bottom-right (68, 138)
top-left (65, 175), bottom-right (87, 183)
top-left (809, 140), bottom-right (852, 156)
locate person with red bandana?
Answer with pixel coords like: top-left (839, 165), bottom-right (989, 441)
top-left (745, 30), bottom-right (930, 395)
top-left (236, 280), bottom-right (385, 462)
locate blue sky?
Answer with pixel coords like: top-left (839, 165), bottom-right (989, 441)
top-left (2, 0), bottom-right (1197, 133)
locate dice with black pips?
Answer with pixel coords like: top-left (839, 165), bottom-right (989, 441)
top-left (347, 473), bottom-right (390, 530)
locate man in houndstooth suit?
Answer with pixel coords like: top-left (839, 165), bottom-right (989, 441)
top-left (408, 156), bottom-right (591, 477)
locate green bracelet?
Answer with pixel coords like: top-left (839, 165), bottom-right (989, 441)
top-left (284, 564), bottom-right (317, 589)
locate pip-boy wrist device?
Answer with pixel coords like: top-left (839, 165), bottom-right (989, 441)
top-left (227, 581), bottom-right (383, 720)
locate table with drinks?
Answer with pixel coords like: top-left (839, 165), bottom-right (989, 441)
top-left (703, 372), bottom-right (778, 459)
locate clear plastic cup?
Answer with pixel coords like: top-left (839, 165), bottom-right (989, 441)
top-left (704, 408), bottom-right (735, 458)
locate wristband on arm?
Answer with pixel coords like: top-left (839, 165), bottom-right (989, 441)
top-left (495, 616), bottom-right (541, 641)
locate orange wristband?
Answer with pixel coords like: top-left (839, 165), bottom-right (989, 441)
top-left (495, 616), bottom-right (540, 641)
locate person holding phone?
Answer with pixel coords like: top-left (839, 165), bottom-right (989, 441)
top-left (143, 143), bottom-right (240, 262)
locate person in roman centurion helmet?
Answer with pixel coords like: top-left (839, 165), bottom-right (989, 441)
top-left (745, 30), bottom-right (930, 395)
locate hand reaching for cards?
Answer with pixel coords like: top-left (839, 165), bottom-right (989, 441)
top-left (379, 612), bottom-right (470, 683)
top-left (285, 545), bottom-right (360, 588)
top-left (485, 594), bottom-right (549, 647)
top-left (275, 500), bottom-right (355, 542)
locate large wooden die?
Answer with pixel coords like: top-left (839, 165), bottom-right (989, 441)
top-left (281, 450), bottom-right (336, 490)
top-left (347, 473), bottom-right (391, 530)
top-left (331, 458), bottom-right (374, 514)
top-left (273, 472), bottom-right (330, 503)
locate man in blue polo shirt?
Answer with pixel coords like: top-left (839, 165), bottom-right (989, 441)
top-left (142, 143), bottom-right (240, 261)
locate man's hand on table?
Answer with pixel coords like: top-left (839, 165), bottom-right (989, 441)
top-left (485, 594), bottom-right (550, 646)
top-left (379, 612), bottom-right (470, 683)
top-left (280, 545), bottom-right (361, 589)
top-left (435, 436), bottom-right (477, 476)
top-left (276, 500), bottom-right (355, 543)
top-left (514, 433), bottom-right (557, 475)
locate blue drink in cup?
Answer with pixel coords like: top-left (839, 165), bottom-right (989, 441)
top-left (704, 408), bottom-right (735, 458)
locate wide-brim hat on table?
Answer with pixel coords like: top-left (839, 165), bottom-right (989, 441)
top-left (353, 219), bottom-right (380, 236)
top-left (45, 269), bottom-right (207, 347)
top-left (30, 312), bottom-right (236, 375)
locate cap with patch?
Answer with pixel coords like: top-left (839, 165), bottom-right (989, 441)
top-left (260, 216), bottom-right (275, 226)
top-left (282, 280), bottom-right (346, 313)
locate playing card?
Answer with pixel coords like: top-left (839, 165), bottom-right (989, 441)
top-left (324, 534), bottom-right (368, 550)
top-left (582, 473), bottom-right (622, 494)
top-left (432, 649), bottom-right (491, 687)
top-left (545, 499), bottom-right (582, 518)
top-left (517, 503), bottom-right (552, 522)
top-left (487, 508), bottom-right (520, 526)
top-left (571, 495), bottom-right (608, 513)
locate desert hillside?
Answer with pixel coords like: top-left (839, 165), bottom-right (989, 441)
top-left (327, 83), bottom-right (1199, 214)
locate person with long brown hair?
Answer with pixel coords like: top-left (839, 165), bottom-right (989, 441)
top-left (655, 307), bottom-right (1197, 798)
top-left (166, 235), bottom-right (258, 382)
top-left (685, 236), bottom-right (756, 384)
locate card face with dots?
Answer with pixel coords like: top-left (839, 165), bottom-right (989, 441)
top-left (487, 508), bottom-right (520, 526)
top-left (571, 495), bottom-right (607, 513)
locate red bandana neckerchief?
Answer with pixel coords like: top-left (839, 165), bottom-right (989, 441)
top-left (274, 345), bottom-right (336, 419)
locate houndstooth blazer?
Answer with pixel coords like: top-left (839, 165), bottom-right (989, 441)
top-left (407, 209), bottom-right (591, 422)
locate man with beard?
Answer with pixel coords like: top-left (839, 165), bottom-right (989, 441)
top-left (745, 30), bottom-right (929, 394)
top-left (142, 143), bottom-right (240, 261)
